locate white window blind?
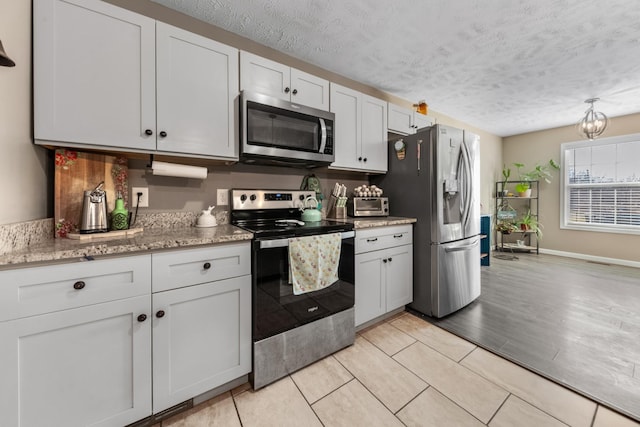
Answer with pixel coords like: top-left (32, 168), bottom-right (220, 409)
top-left (562, 134), bottom-right (640, 234)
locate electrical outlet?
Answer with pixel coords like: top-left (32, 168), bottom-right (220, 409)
top-left (217, 189), bottom-right (229, 206)
top-left (132, 187), bottom-right (149, 208)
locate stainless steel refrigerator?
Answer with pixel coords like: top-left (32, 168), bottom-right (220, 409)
top-left (372, 124), bottom-right (481, 318)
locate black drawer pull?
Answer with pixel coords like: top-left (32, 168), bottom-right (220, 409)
top-left (284, 87), bottom-right (290, 93)
top-left (156, 310), bottom-right (165, 318)
top-left (159, 131), bottom-right (167, 138)
top-left (366, 238), bottom-right (378, 242)
top-left (383, 259), bottom-right (388, 263)
top-left (292, 89), bottom-right (298, 95)
top-left (388, 257), bottom-right (393, 262)
top-left (73, 281), bottom-right (85, 290)
top-left (203, 262), bottom-right (211, 270)
top-left (144, 129), bottom-right (153, 136)
top-left (393, 234), bottom-right (403, 238)
top-left (137, 314), bottom-right (147, 322)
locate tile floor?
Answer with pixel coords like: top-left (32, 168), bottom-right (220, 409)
top-left (159, 312), bottom-right (640, 427)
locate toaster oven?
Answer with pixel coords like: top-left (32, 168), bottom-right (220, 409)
top-left (348, 197), bottom-right (389, 217)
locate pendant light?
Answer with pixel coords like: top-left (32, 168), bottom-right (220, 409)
top-left (577, 98), bottom-right (608, 140)
top-left (0, 40), bottom-right (16, 67)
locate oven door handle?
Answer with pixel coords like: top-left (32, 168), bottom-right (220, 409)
top-left (259, 230), bottom-right (355, 249)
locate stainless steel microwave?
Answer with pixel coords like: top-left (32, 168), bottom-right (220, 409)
top-left (240, 91), bottom-right (335, 167)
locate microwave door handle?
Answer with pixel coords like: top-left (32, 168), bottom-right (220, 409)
top-left (318, 118), bottom-right (327, 153)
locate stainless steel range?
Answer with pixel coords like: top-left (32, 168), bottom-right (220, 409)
top-left (230, 189), bottom-right (355, 389)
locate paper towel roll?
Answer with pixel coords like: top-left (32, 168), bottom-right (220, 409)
top-left (151, 161), bottom-right (208, 179)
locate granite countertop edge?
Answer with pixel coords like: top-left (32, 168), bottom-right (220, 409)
top-left (0, 225), bottom-right (253, 269)
top-left (0, 216), bottom-right (416, 269)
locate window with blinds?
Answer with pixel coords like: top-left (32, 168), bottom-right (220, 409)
top-left (561, 134), bottom-right (640, 234)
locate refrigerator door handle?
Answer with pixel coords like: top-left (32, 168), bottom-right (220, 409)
top-left (460, 140), bottom-right (473, 230)
top-left (444, 238), bottom-right (480, 252)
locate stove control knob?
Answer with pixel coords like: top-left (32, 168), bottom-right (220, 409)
top-left (299, 195), bottom-right (305, 201)
top-left (240, 194), bottom-right (247, 202)
top-left (250, 194), bottom-right (257, 201)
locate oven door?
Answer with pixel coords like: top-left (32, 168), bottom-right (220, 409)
top-left (252, 231), bottom-right (354, 341)
top-left (241, 91), bottom-right (335, 165)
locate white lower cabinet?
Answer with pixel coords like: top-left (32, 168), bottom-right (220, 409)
top-left (152, 275), bottom-right (251, 412)
top-left (151, 242), bottom-right (252, 412)
top-left (0, 295), bottom-right (152, 427)
top-left (0, 242), bottom-right (252, 426)
top-left (354, 225), bottom-right (413, 326)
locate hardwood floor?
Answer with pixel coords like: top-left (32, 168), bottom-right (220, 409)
top-left (429, 253), bottom-right (640, 422)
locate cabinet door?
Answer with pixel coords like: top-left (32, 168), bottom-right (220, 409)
top-left (361, 95), bottom-right (388, 173)
top-left (385, 245), bottom-right (414, 311)
top-left (355, 251), bottom-right (386, 326)
top-left (34, 0), bottom-right (156, 151)
top-left (156, 23), bottom-right (239, 158)
top-left (290, 68), bottom-right (329, 110)
top-left (152, 275), bottom-right (251, 412)
top-left (330, 83), bottom-right (362, 170)
top-left (240, 51), bottom-right (290, 101)
top-left (0, 296), bottom-right (152, 427)
top-left (388, 104), bottom-right (414, 135)
top-left (413, 112), bottom-right (435, 131)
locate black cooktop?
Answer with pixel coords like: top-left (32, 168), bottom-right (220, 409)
top-left (234, 219), bottom-right (353, 239)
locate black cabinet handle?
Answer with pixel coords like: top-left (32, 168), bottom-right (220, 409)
top-left (292, 89), bottom-right (298, 95)
top-left (358, 157), bottom-right (363, 161)
top-left (156, 310), bottom-right (165, 318)
top-left (388, 257), bottom-right (393, 262)
top-left (137, 314), bottom-right (147, 322)
top-left (383, 259), bottom-right (388, 263)
top-left (159, 131), bottom-right (167, 138)
top-left (393, 234), bottom-right (403, 238)
top-left (145, 129), bottom-right (153, 136)
top-left (203, 262), bottom-right (211, 270)
top-left (73, 281), bottom-right (85, 290)
top-left (363, 158), bottom-right (367, 162)
top-left (284, 87), bottom-right (290, 93)
top-left (366, 238), bottom-right (378, 242)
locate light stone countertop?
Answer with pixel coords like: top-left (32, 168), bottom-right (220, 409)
top-left (0, 225), bottom-right (253, 269)
top-left (329, 216), bottom-right (417, 229)
top-left (0, 216), bottom-right (416, 269)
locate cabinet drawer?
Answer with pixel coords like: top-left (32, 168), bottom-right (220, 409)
top-left (152, 242), bottom-right (250, 292)
top-left (355, 224), bottom-right (413, 254)
top-left (0, 255), bottom-right (151, 322)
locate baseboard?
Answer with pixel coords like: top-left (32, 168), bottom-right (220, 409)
top-left (539, 248), bottom-right (640, 269)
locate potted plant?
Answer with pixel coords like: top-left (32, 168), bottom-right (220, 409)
top-left (518, 210), bottom-right (543, 238)
top-left (499, 164), bottom-right (511, 196)
top-left (496, 221), bottom-right (518, 234)
top-left (513, 159), bottom-right (560, 197)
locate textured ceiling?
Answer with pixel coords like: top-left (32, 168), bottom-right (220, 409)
top-left (152, 0), bottom-right (640, 137)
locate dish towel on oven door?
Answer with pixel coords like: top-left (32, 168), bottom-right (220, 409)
top-left (288, 233), bottom-right (342, 295)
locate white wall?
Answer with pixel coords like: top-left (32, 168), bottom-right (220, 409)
top-left (0, 0), bottom-right (49, 225)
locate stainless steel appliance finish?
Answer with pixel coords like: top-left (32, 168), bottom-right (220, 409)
top-left (230, 189), bottom-right (355, 389)
top-left (372, 124), bottom-right (481, 318)
top-left (348, 197), bottom-right (389, 217)
top-left (79, 181), bottom-right (108, 234)
top-left (240, 91), bottom-right (335, 167)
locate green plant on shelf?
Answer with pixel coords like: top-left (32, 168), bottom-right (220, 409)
top-left (519, 210), bottom-right (543, 238)
top-left (512, 159), bottom-right (560, 193)
top-left (496, 221), bottom-right (519, 234)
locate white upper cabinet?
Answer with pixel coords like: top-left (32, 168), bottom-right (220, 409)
top-left (156, 22), bottom-right (238, 158)
top-left (34, 0), bottom-right (239, 159)
top-left (240, 51), bottom-right (329, 110)
top-left (34, 0), bottom-right (157, 151)
top-left (330, 83), bottom-right (387, 173)
top-left (388, 103), bottom-right (435, 135)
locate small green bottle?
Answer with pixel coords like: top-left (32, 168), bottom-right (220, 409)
top-left (111, 193), bottom-right (129, 230)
